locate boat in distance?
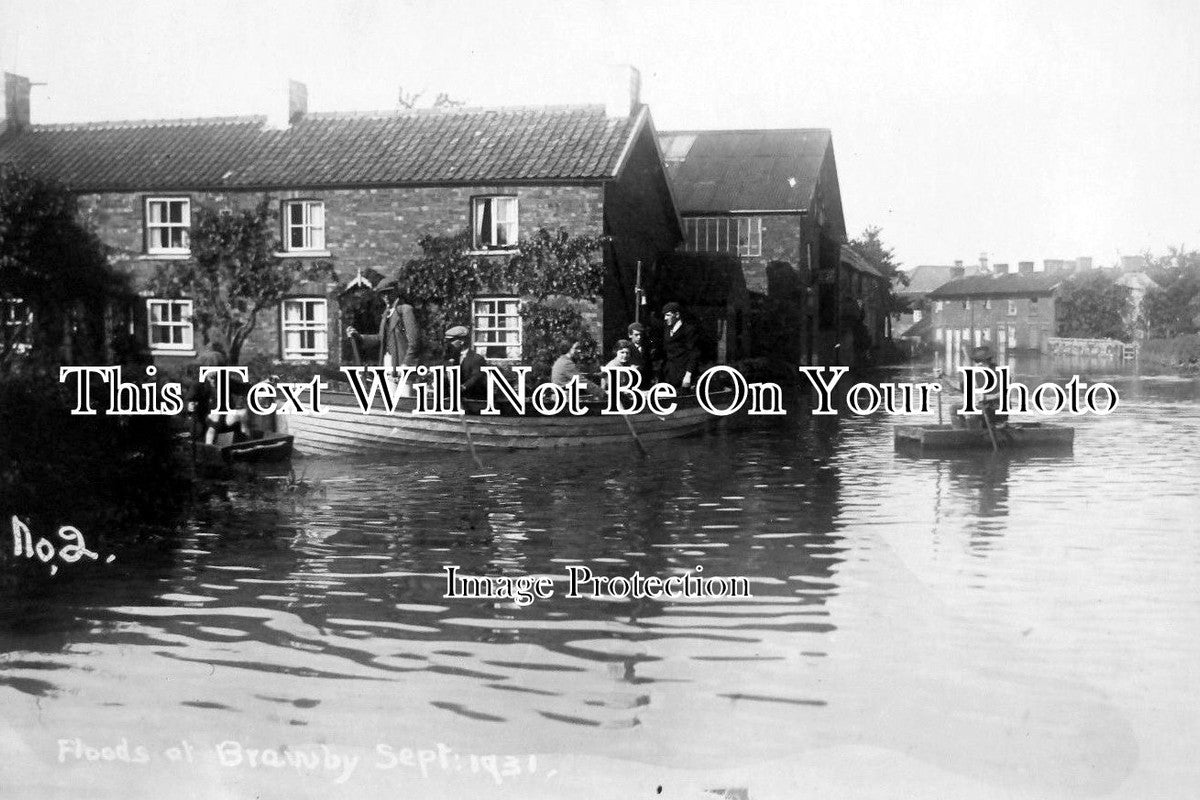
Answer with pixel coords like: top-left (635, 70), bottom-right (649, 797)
top-left (278, 389), bottom-right (726, 457)
top-left (894, 422), bottom-right (1074, 452)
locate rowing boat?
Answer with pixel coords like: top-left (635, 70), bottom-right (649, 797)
top-left (278, 390), bottom-right (722, 457)
top-left (893, 422), bottom-right (1074, 452)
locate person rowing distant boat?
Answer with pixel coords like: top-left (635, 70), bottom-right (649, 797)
top-left (942, 345), bottom-right (1007, 431)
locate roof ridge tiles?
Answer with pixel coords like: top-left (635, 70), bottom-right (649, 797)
top-left (303, 103), bottom-right (604, 121)
top-left (32, 115), bottom-right (266, 132)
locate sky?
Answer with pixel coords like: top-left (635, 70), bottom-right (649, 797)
top-left (2, 0), bottom-right (1198, 270)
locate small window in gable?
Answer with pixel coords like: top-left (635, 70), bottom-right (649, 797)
top-left (472, 196), bottom-right (518, 250)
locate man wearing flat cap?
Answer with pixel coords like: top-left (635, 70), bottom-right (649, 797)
top-left (657, 302), bottom-right (701, 391)
top-left (443, 325), bottom-right (488, 402)
top-left (346, 275), bottom-right (419, 395)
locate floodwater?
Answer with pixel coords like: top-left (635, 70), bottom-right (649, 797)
top-left (2, 365), bottom-right (1199, 799)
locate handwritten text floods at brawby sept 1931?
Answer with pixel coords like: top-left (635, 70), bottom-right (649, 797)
top-left (57, 365), bottom-right (1119, 419)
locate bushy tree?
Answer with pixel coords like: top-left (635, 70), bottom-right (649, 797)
top-left (1055, 271), bottom-right (1131, 339)
top-left (0, 163), bottom-right (128, 371)
top-left (849, 225), bottom-right (908, 316)
top-left (148, 198), bottom-right (334, 364)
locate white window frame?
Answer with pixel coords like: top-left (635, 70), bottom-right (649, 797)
top-left (471, 297), bottom-right (522, 361)
top-left (280, 298), bottom-right (328, 362)
top-left (935, 300), bottom-right (944, 312)
top-left (146, 298), bottom-right (195, 353)
top-left (1007, 299), bottom-right (1018, 316)
top-left (983, 299), bottom-right (992, 310)
top-left (282, 199), bottom-right (326, 253)
top-left (683, 216), bottom-right (763, 257)
top-left (472, 196), bottom-right (519, 251)
top-left (145, 197), bottom-right (191, 255)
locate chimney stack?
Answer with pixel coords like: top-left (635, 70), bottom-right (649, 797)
top-left (979, 252), bottom-right (989, 274)
top-left (605, 64), bottom-right (641, 118)
top-left (1077, 256), bottom-right (1093, 271)
top-left (951, 260), bottom-right (965, 279)
top-left (1018, 261), bottom-right (1034, 273)
top-left (266, 78), bottom-right (307, 129)
top-left (2, 73), bottom-right (32, 135)
top-left (994, 263), bottom-right (1009, 274)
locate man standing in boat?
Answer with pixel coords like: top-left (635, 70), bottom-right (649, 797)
top-left (444, 325), bottom-right (488, 402)
top-left (346, 276), bottom-right (420, 396)
top-left (658, 302), bottom-right (701, 392)
top-left (947, 345), bottom-right (1006, 430)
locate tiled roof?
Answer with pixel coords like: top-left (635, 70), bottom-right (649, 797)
top-left (657, 128), bottom-right (832, 213)
top-left (0, 105), bottom-right (645, 191)
top-left (840, 244), bottom-right (884, 279)
top-left (928, 271), bottom-right (1064, 298)
top-left (899, 265), bottom-right (958, 296)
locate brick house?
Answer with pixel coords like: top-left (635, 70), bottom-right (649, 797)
top-left (657, 128), bottom-right (849, 365)
top-left (0, 71), bottom-right (683, 369)
top-left (927, 271), bottom-right (1063, 358)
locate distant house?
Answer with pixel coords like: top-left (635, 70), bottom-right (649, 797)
top-left (0, 70), bottom-right (683, 367)
top-left (657, 128), bottom-right (849, 365)
top-left (894, 264), bottom-right (960, 342)
top-left (927, 271), bottom-right (1063, 356)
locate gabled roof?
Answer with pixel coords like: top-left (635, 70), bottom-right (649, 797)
top-left (0, 105), bottom-right (648, 191)
top-left (840, 244), bottom-right (884, 279)
top-left (900, 265), bottom-right (958, 296)
top-left (657, 128), bottom-right (832, 213)
top-left (929, 271), bottom-right (1063, 299)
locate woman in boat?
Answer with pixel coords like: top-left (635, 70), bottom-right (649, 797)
top-left (601, 339), bottom-right (634, 395)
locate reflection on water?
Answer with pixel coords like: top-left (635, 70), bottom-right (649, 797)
top-left (2, 370), bottom-right (1199, 798)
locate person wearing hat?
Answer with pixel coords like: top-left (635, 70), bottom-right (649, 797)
top-left (443, 325), bottom-right (488, 402)
top-left (626, 322), bottom-right (654, 390)
top-left (657, 302), bottom-right (701, 391)
top-left (346, 275), bottom-right (420, 396)
top-left (947, 344), bottom-right (1006, 430)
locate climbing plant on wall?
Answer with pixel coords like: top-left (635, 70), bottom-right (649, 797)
top-left (399, 227), bottom-right (607, 373)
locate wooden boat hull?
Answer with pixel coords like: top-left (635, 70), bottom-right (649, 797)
top-left (279, 391), bottom-right (718, 457)
top-left (894, 422), bottom-right (1074, 452)
top-left (197, 432), bottom-right (295, 465)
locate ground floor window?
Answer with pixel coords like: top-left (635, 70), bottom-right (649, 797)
top-left (1, 298), bottom-right (32, 354)
top-left (147, 298), bottom-right (194, 353)
top-left (281, 298), bottom-right (328, 362)
top-left (472, 297), bottom-right (521, 360)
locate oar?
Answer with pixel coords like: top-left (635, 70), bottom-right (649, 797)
top-left (461, 416), bottom-right (485, 471)
top-left (959, 344), bottom-right (999, 453)
top-left (622, 413), bottom-right (649, 458)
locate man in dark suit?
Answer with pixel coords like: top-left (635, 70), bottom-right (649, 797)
top-left (444, 325), bottom-right (488, 402)
top-left (657, 302), bottom-right (701, 391)
top-left (346, 275), bottom-right (420, 395)
top-left (626, 322), bottom-right (654, 390)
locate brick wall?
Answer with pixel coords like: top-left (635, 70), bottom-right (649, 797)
top-left (77, 184), bottom-right (608, 367)
top-left (930, 294), bottom-right (1057, 352)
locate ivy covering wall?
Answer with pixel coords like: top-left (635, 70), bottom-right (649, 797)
top-left (398, 227), bottom-right (607, 381)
